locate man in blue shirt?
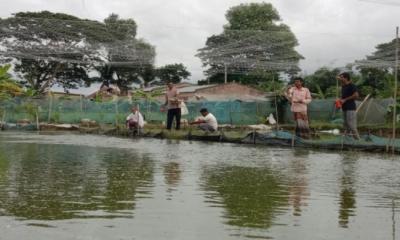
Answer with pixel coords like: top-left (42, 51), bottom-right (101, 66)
top-left (338, 72), bottom-right (360, 140)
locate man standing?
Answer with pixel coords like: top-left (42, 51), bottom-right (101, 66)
top-left (338, 72), bottom-right (360, 140)
top-left (286, 77), bottom-right (312, 139)
top-left (164, 82), bottom-right (181, 130)
top-left (190, 108), bottom-right (218, 132)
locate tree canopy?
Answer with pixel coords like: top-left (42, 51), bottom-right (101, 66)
top-left (0, 11), bottom-right (155, 94)
top-left (156, 63), bottom-right (191, 84)
top-left (355, 38), bottom-right (399, 98)
top-left (197, 3), bottom-right (303, 86)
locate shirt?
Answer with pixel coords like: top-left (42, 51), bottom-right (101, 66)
top-left (288, 87), bottom-right (312, 113)
top-left (203, 113), bottom-right (218, 130)
top-left (126, 111), bottom-right (144, 128)
top-left (341, 83), bottom-right (357, 111)
top-left (166, 87), bottom-right (180, 109)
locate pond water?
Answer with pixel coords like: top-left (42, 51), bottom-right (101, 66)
top-left (0, 132), bottom-right (399, 240)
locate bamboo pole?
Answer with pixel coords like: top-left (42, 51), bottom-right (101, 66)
top-left (115, 102), bottom-right (119, 127)
top-left (224, 63), bottom-right (228, 84)
top-left (1, 109), bottom-right (5, 130)
top-left (80, 95), bottom-right (83, 112)
top-left (392, 27), bottom-right (399, 153)
top-left (272, 74), bottom-right (280, 131)
top-left (36, 107), bottom-right (39, 131)
top-left (48, 91), bottom-right (53, 123)
top-left (356, 94), bottom-right (371, 114)
top-left (137, 104), bottom-right (140, 136)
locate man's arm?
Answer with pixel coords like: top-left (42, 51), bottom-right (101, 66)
top-left (303, 89), bottom-right (312, 104)
top-left (285, 87), bottom-right (293, 102)
top-left (190, 119), bottom-right (206, 125)
top-left (164, 93), bottom-right (168, 106)
top-left (341, 91), bottom-right (359, 103)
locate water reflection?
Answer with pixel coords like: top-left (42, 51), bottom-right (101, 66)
top-left (287, 149), bottom-right (310, 217)
top-left (202, 165), bottom-right (289, 229)
top-left (163, 162), bottom-right (182, 197)
top-left (338, 154), bottom-right (358, 228)
top-left (0, 142), bottom-right (154, 220)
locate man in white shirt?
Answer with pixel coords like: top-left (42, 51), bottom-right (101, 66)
top-left (126, 106), bottom-right (144, 131)
top-left (190, 108), bottom-right (218, 132)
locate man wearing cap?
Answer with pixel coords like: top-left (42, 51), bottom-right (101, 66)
top-left (190, 108), bottom-right (218, 132)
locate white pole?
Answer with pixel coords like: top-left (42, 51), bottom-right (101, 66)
top-left (392, 26), bottom-right (399, 153)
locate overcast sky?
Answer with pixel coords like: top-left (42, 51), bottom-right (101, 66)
top-left (1, 0), bottom-right (400, 84)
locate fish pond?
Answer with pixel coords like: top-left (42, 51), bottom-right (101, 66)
top-left (0, 132), bottom-right (399, 240)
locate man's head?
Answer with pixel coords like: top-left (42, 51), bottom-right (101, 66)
top-left (338, 72), bottom-right (351, 85)
top-left (200, 108), bottom-right (209, 117)
top-left (131, 106), bottom-right (139, 113)
top-left (167, 82), bottom-right (174, 90)
top-left (293, 77), bottom-right (304, 88)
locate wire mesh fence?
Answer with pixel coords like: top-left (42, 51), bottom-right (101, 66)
top-left (0, 96), bottom-right (397, 126)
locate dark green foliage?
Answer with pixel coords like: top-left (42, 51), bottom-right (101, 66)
top-left (0, 11), bottom-right (156, 95)
top-left (156, 63), bottom-right (190, 83)
top-left (304, 67), bottom-right (341, 98)
top-left (197, 2), bottom-right (303, 88)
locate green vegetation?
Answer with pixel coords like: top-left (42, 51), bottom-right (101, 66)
top-left (197, 2), bottom-right (302, 88)
top-left (0, 65), bottom-right (23, 100)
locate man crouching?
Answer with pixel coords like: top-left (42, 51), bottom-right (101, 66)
top-left (190, 108), bottom-right (218, 132)
top-left (126, 106), bottom-right (144, 134)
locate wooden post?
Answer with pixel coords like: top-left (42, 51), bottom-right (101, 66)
top-left (115, 102), bottom-right (119, 128)
top-left (224, 63), bottom-right (228, 84)
top-left (36, 107), bottom-right (40, 131)
top-left (392, 26), bottom-right (399, 154)
top-left (80, 95), bottom-right (83, 112)
top-left (48, 92), bottom-right (53, 123)
top-left (137, 104), bottom-right (140, 136)
top-left (272, 74), bottom-right (280, 130)
top-left (291, 131), bottom-right (295, 147)
top-left (1, 109), bottom-right (6, 129)
top-left (356, 94), bottom-right (371, 114)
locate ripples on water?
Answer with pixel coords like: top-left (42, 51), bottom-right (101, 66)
top-left (0, 132), bottom-right (399, 240)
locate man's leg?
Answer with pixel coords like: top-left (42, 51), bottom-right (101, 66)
top-left (199, 123), bottom-right (215, 132)
top-left (128, 120), bottom-right (138, 129)
top-left (167, 109), bottom-right (173, 130)
top-left (347, 110), bottom-right (360, 140)
top-left (175, 108), bottom-right (181, 130)
top-left (343, 111), bottom-right (349, 136)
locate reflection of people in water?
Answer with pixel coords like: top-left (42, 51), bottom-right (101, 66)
top-left (163, 162), bottom-right (182, 193)
top-left (288, 150), bottom-right (310, 216)
top-left (338, 154), bottom-right (358, 228)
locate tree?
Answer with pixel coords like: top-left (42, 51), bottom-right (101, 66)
top-left (156, 63), bottom-right (190, 84)
top-left (304, 67), bottom-right (340, 98)
top-left (355, 39), bottom-right (400, 97)
top-left (104, 13), bottom-right (137, 41)
top-left (0, 11), bottom-right (156, 95)
top-left (98, 14), bottom-right (156, 93)
top-left (0, 65), bottom-right (23, 100)
top-left (0, 11), bottom-right (115, 94)
top-left (197, 3), bottom-right (303, 87)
